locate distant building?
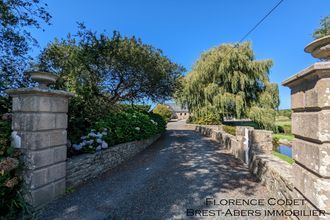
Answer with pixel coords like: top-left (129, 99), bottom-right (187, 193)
top-left (165, 103), bottom-right (190, 120)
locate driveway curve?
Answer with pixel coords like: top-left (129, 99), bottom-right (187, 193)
top-left (39, 121), bottom-right (283, 220)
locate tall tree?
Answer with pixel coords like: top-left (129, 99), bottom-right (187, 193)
top-left (313, 16), bottom-right (330, 39)
top-left (0, 0), bottom-right (51, 95)
top-left (176, 42), bottom-right (279, 129)
top-left (36, 26), bottom-right (185, 104)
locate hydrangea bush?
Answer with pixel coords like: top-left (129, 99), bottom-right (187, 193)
top-left (95, 110), bottom-right (166, 146)
top-left (72, 129), bottom-right (109, 153)
top-left (70, 110), bottom-right (166, 155)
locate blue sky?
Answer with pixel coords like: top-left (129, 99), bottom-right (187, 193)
top-left (29, 0), bottom-right (330, 109)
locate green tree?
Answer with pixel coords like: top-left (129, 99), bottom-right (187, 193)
top-left (152, 104), bottom-right (172, 121)
top-left (36, 25), bottom-right (184, 140)
top-left (0, 0), bottom-right (51, 95)
top-left (176, 42), bottom-right (279, 130)
top-left (36, 25), bottom-right (185, 104)
top-left (313, 16), bottom-right (330, 39)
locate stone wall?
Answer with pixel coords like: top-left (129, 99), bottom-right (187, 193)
top-left (250, 154), bottom-right (295, 209)
top-left (193, 125), bottom-right (302, 215)
top-left (195, 125), bottom-right (272, 162)
top-left (66, 134), bottom-right (161, 188)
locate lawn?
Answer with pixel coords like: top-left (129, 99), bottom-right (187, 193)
top-left (272, 151), bottom-right (295, 165)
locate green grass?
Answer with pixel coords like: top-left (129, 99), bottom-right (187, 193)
top-left (273, 133), bottom-right (294, 141)
top-left (272, 151), bottom-right (295, 165)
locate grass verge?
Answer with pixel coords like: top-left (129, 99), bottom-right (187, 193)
top-left (272, 151), bottom-right (295, 165)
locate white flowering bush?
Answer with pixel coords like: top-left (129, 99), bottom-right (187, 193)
top-left (69, 110), bottom-right (166, 156)
top-left (95, 110), bottom-right (166, 145)
top-left (72, 128), bottom-right (109, 153)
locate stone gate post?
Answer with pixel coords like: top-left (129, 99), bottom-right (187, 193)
top-left (6, 72), bottom-right (73, 208)
top-left (283, 36), bottom-right (330, 217)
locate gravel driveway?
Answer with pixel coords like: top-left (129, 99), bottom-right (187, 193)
top-left (39, 121), bottom-right (284, 220)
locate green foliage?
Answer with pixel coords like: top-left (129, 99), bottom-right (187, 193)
top-left (36, 26), bottom-right (183, 143)
top-left (36, 25), bottom-right (185, 104)
top-left (0, 119), bottom-right (30, 219)
top-left (277, 109), bottom-right (292, 119)
top-left (67, 97), bottom-right (151, 144)
top-left (0, 0), bottom-right (51, 95)
top-left (275, 111), bottom-right (291, 134)
top-left (117, 104), bottom-right (151, 113)
top-left (187, 114), bottom-right (221, 125)
top-left (152, 104), bottom-right (172, 121)
top-left (95, 110), bottom-right (166, 146)
top-left (223, 125), bottom-right (236, 136)
top-left (273, 133), bottom-right (294, 142)
top-left (176, 42), bottom-right (279, 130)
top-left (0, 96), bottom-right (11, 116)
top-left (313, 16), bottom-right (330, 39)
top-left (67, 95), bottom-right (116, 144)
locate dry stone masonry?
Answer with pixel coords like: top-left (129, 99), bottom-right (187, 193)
top-left (66, 134), bottom-right (161, 188)
top-left (283, 35), bottom-right (330, 219)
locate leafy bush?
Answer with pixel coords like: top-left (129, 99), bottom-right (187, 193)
top-left (0, 120), bottom-right (30, 219)
top-left (276, 124), bottom-right (291, 134)
top-left (72, 129), bottom-right (109, 154)
top-left (68, 110), bottom-right (166, 156)
top-left (67, 96), bottom-right (152, 144)
top-left (152, 104), bottom-right (172, 122)
top-left (118, 104), bottom-right (151, 113)
top-left (0, 97), bottom-right (11, 117)
top-left (277, 109), bottom-right (292, 119)
top-left (223, 125), bottom-right (236, 136)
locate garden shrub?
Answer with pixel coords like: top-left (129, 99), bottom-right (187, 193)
top-left (95, 110), bottom-right (166, 146)
top-left (72, 129), bottom-right (109, 153)
top-left (0, 119), bottom-right (30, 219)
top-left (276, 124), bottom-right (291, 134)
top-left (152, 104), bottom-right (172, 122)
top-left (67, 96), bottom-right (152, 145)
top-left (69, 110), bottom-right (166, 155)
top-left (68, 96), bottom-right (116, 144)
top-left (282, 124), bottom-right (291, 134)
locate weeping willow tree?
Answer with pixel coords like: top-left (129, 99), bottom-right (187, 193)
top-left (176, 42), bottom-right (279, 130)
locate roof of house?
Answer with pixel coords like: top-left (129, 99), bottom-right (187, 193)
top-left (165, 103), bottom-right (189, 113)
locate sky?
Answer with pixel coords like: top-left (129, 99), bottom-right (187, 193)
top-left (29, 0), bottom-right (330, 109)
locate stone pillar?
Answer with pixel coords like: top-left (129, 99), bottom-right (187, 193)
top-left (283, 36), bottom-right (330, 217)
top-left (7, 78), bottom-right (73, 208)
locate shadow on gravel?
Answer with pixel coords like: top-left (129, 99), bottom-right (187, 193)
top-left (39, 125), bottom-right (264, 220)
